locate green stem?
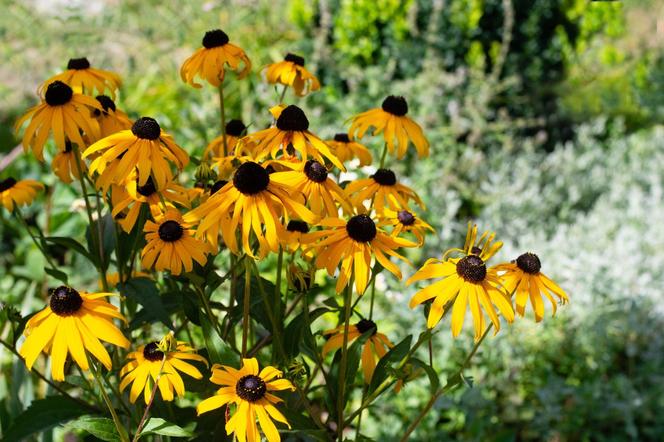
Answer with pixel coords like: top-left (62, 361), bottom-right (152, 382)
top-left (368, 276), bottom-right (377, 320)
top-left (273, 247), bottom-right (284, 361)
top-left (132, 354), bottom-right (167, 442)
top-left (12, 210), bottom-right (57, 270)
top-left (251, 261), bottom-right (284, 361)
top-left (194, 284), bottom-right (223, 338)
top-left (337, 282), bottom-right (353, 442)
top-left (378, 142), bottom-right (389, 169)
top-left (399, 324), bottom-right (493, 441)
top-left (278, 85), bottom-right (288, 104)
top-left (88, 358), bottom-right (129, 442)
top-left (72, 145), bottom-right (108, 291)
top-left (218, 85), bottom-right (228, 156)
top-left (241, 258), bottom-right (251, 356)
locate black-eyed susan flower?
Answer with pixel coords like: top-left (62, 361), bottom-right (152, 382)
top-left (18, 286), bottom-right (129, 381)
top-left (265, 53), bottom-right (320, 97)
top-left (345, 169), bottom-right (425, 214)
top-left (287, 262), bottom-right (316, 292)
top-left (304, 214), bottom-right (415, 294)
top-left (93, 95), bottom-right (132, 138)
top-left (281, 220), bottom-right (315, 260)
top-left (407, 225), bottom-right (514, 340)
top-left (247, 105), bottom-right (344, 171)
top-left (197, 358), bottom-right (295, 442)
top-left (270, 159), bottom-right (352, 217)
top-left (185, 161), bottom-right (317, 258)
top-left (495, 253), bottom-right (569, 321)
top-left (84, 117), bottom-right (189, 191)
top-left (325, 133), bottom-right (372, 167)
top-left (42, 57), bottom-right (121, 96)
top-left (120, 341), bottom-right (208, 404)
top-left (142, 209), bottom-right (212, 275)
top-left (445, 222), bottom-right (503, 261)
top-left (111, 174), bottom-right (191, 232)
top-left (349, 95), bottom-right (429, 159)
top-left (51, 141), bottom-right (83, 184)
top-left (180, 29), bottom-right (251, 88)
top-left (379, 209), bottom-right (434, 246)
top-left (323, 318), bottom-right (394, 383)
top-left (204, 119), bottom-right (250, 159)
top-left (15, 81), bottom-right (102, 161)
top-left (0, 177), bottom-right (43, 211)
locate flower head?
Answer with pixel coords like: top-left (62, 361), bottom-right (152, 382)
top-left (15, 81), bottom-right (102, 161)
top-left (379, 208), bottom-right (434, 246)
top-left (345, 169), bottom-right (425, 214)
top-left (197, 358), bottom-right (295, 442)
top-left (180, 29), bottom-right (251, 88)
top-left (18, 286), bottom-right (129, 381)
top-left (0, 177), bottom-right (43, 211)
top-left (495, 252), bottom-right (569, 321)
top-left (120, 341), bottom-right (208, 404)
top-left (265, 53), bottom-right (320, 97)
top-left (41, 57), bottom-right (122, 97)
top-left (92, 95), bottom-right (132, 138)
top-left (349, 95), bottom-right (429, 159)
top-left (325, 133), bottom-right (372, 167)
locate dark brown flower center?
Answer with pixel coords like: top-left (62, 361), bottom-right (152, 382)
top-left (285, 53), bottom-right (305, 66)
top-left (136, 177), bottom-right (157, 197)
top-left (333, 133), bottom-right (350, 142)
top-left (233, 162), bottom-right (270, 195)
top-left (225, 119), bottom-right (246, 137)
top-left (236, 375), bottom-right (266, 402)
top-left (397, 210), bottom-right (415, 226)
top-left (158, 220), bottom-right (184, 242)
top-left (131, 117), bottom-right (161, 140)
top-left (516, 252), bottom-right (541, 274)
top-left (49, 286), bottom-right (83, 316)
top-left (470, 246), bottom-right (483, 255)
top-left (210, 180), bottom-right (228, 194)
top-left (67, 57), bottom-right (90, 70)
top-left (346, 214), bottom-right (377, 243)
top-left (356, 318), bottom-right (377, 335)
top-left (143, 342), bottom-right (164, 361)
top-left (0, 177), bottom-right (17, 192)
top-left (202, 29), bottom-right (229, 48)
top-left (44, 81), bottom-right (73, 106)
top-left (304, 160), bottom-right (328, 182)
top-left (372, 169), bottom-right (397, 186)
top-left (456, 255), bottom-right (487, 283)
top-left (276, 105), bottom-right (309, 132)
top-left (64, 141), bottom-right (74, 153)
top-left (287, 220), bottom-right (309, 233)
top-left (381, 95), bottom-right (408, 116)
top-left (93, 95), bottom-right (116, 117)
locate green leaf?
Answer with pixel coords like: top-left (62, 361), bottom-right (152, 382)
top-left (410, 357), bottom-right (441, 394)
top-left (3, 396), bottom-right (90, 440)
top-left (45, 266), bottom-right (69, 284)
top-left (233, 274), bottom-right (278, 332)
top-left (85, 213), bottom-right (116, 270)
top-left (66, 415), bottom-right (121, 441)
top-left (284, 307), bottom-right (329, 359)
top-left (44, 236), bottom-right (94, 262)
top-left (368, 334), bottom-right (412, 395)
top-left (140, 417), bottom-right (192, 438)
top-left (122, 278), bottom-right (172, 329)
top-left (200, 314), bottom-right (225, 364)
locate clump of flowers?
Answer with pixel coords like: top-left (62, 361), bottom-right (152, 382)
top-left (6, 26), bottom-right (568, 442)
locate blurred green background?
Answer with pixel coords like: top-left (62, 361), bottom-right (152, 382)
top-left (1, 0), bottom-right (664, 440)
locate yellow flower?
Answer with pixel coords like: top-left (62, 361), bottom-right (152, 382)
top-left (379, 208), bottom-right (434, 246)
top-left (407, 225), bottom-right (514, 340)
top-left (265, 53), bottom-right (320, 97)
top-left (141, 209), bottom-right (212, 275)
top-left (349, 95), bottom-right (429, 159)
top-left (246, 105), bottom-right (344, 171)
top-left (102, 270), bottom-right (152, 290)
top-left (18, 286), bottom-right (129, 381)
top-left (445, 222), bottom-right (504, 261)
top-left (304, 214), bottom-right (415, 294)
top-left (325, 133), bottom-right (372, 167)
top-left (185, 161), bottom-right (317, 258)
top-left (111, 174), bottom-right (191, 232)
top-left (203, 119), bottom-right (252, 159)
top-left (344, 169), bottom-right (425, 214)
top-left (0, 177), bottom-right (43, 211)
top-left (180, 29), bottom-right (251, 88)
top-left (51, 141), bottom-right (83, 184)
top-left (120, 341), bottom-right (208, 404)
top-left (41, 57), bottom-right (122, 97)
top-left (323, 319), bottom-right (393, 383)
top-left (92, 95), bottom-right (132, 138)
top-left (15, 81), bottom-right (102, 161)
top-left (269, 159), bottom-right (352, 217)
top-left (197, 358), bottom-right (295, 442)
top-left (495, 253), bottom-right (569, 321)
top-left (84, 117), bottom-right (189, 191)
top-left (281, 220), bottom-right (315, 259)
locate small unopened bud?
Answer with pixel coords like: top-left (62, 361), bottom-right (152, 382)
top-left (194, 161), bottom-right (217, 184)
